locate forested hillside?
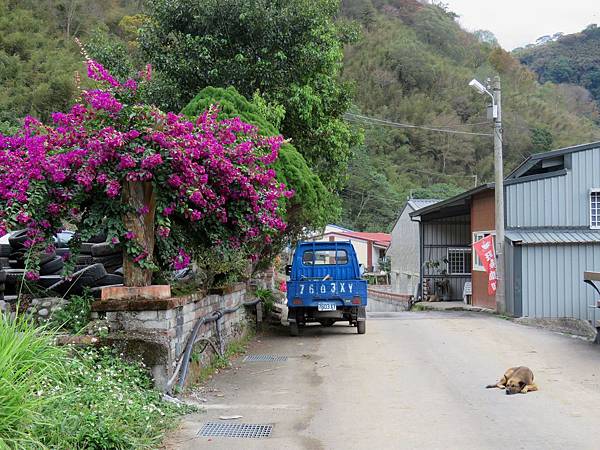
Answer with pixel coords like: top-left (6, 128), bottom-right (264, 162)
top-left (338, 0), bottom-right (600, 230)
top-left (0, 0), bottom-right (142, 132)
top-left (516, 24), bottom-right (600, 108)
top-left (1, 0), bottom-right (599, 232)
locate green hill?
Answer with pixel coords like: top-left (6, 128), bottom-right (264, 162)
top-left (338, 0), bottom-right (600, 230)
top-left (515, 24), bottom-right (600, 109)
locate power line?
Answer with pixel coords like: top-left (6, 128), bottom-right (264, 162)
top-left (341, 188), bottom-right (405, 205)
top-left (344, 113), bottom-right (494, 137)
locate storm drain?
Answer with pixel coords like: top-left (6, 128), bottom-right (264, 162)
top-left (198, 422), bottom-right (273, 439)
top-left (243, 354), bottom-right (288, 363)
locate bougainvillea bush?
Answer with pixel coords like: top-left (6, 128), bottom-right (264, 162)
top-left (0, 59), bottom-right (292, 280)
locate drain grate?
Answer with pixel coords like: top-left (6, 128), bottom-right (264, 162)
top-left (198, 422), bottom-right (273, 439)
top-left (243, 354), bottom-right (288, 362)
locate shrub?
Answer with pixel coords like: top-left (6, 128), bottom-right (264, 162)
top-left (0, 314), bottom-right (68, 449)
top-left (0, 59), bottom-right (292, 279)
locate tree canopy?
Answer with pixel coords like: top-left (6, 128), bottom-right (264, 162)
top-left (181, 86), bottom-right (335, 236)
top-left (516, 25), bottom-right (600, 108)
top-left (139, 0), bottom-right (360, 191)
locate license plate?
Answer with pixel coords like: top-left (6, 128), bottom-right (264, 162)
top-left (318, 303), bottom-right (337, 311)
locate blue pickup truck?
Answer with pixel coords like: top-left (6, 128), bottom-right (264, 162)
top-left (286, 241), bottom-right (367, 336)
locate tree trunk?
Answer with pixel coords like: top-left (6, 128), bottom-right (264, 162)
top-left (122, 181), bottom-right (156, 287)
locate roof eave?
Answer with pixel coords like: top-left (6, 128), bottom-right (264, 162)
top-left (409, 183), bottom-right (495, 219)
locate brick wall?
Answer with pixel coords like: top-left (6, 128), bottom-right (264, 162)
top-left (471, 191), bottom-right (496, 310)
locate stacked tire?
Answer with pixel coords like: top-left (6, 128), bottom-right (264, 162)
top-left (91, 242), bottom-right (123, 274)
top-left (1, 230), bottom-right (125, 297)
top-left (0, 269), bottom-right (5, 300)
top-left (7, 230), bottom-right (64, 275)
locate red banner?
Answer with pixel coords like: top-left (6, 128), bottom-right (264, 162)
top-left (473, 235), bottom-right (497, 295)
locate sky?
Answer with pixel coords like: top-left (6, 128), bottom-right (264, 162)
top-left (444, 0), bottom-right (600, 50)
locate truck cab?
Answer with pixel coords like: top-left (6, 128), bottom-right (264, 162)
top-left (286, 241), bottom-right (367, 335)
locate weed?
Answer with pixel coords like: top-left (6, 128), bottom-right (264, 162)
top-left (255, 288), bottom-right (276, 315)
top-left (411, 303), bottom-right (427, 311)
top-left (47, 290), bottom-right (94, 334)
top-left (36, 347), bottom-right (194, 449)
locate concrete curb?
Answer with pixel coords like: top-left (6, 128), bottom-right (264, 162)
top-left (412, 302), bottom-right (597, 340)
top-left (412, 302), bottom-right (496, 314)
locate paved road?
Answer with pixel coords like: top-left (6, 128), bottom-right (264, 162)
top-left (166, 311), bottom-right (600, 449)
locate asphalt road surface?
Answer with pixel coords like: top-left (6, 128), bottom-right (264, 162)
top-left (166, 310), bottom-right (600, 449)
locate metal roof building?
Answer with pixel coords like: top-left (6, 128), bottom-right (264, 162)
top-left (411, 141), bottom-right (600, 322)
top-left (387, 199), bottom-right (441, 295)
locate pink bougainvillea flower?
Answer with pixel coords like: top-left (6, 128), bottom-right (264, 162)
top-left (133, 251), bottom-right (148, 264)
top-left (140, 153), bottom-right (163, 170)
top-left (25, 271), bottom-right (40, 281)
top-left (157, 226), bottom-right (170, 238)
top-left (172, 248), bottom-right (191, 270)
top-left (0, 58), bottom-right (289, 274)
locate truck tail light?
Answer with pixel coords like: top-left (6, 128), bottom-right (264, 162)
top-left (292, 298), bottom-right (302, 305)
top-left (352, 297), bottom-right (361, 305)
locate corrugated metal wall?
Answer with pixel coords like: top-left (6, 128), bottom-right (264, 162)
top-left (506, 147), bottom-right (600, 228)
top-left (505, 241), bottom-right (515, 314)
top-left (521, 244), bottom-right (600, 320)
top-left (422, 215), bottom-right (470, 300)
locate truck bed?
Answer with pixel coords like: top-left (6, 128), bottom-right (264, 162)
top-left (287, 279), bottom-right (367, 307)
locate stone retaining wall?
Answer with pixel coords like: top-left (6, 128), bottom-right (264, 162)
top-left (368, 288), bottom-right (412, 312)
top-left (91, 283), bottom-right (255, 391)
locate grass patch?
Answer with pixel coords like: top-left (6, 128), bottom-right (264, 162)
top-left (411, 303), bottom-right (428, 311)
top-left (0, 314), bottom-right (68, 449)
top-left (0, 315), bottom-right (192, 449)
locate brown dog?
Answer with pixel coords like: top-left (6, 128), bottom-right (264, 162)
top-left (486, 366), bottom-right (538, 395)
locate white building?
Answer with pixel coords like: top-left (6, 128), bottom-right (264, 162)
top-left (307, 225), bottom-right (391, 272)
top-left (387, 199), bottom-right (440, 295)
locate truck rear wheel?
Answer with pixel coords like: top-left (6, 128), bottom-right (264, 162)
top-left (357, 320), bottom-right (366, 335)
top-left (290, 321), bottom-right (299, 336)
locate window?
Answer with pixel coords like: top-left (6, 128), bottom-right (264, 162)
top-left (473, 231), bottom-right (495, 271)
top-left (447, 248), bottom-right (471, 275)
top-left (302, 250), bottom-right (348, 266)
top-left (591, 190), bottom-right (600, 229)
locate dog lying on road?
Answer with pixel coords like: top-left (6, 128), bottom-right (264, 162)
top-left (486, 366), bottom-right (538, 395)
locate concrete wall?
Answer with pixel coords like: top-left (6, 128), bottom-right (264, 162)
top-left (388, 206), bottom-right (420, 294)
top-left (471, 191), bottom-right (497, 309)
top-left (91, 284), bottom-right (252, 391)
top-left (506, 147), bottom-right (600, 228)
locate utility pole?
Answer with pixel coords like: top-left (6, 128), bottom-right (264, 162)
top-left (492, 76), bottom-right (505, 314)
top-left (469, 75), bottom-right (505, 314)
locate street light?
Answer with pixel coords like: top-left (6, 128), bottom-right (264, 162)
top-left (468, 79), bottom-right (488, 95)
top-left (469, 76), bottom-right (505, 314)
